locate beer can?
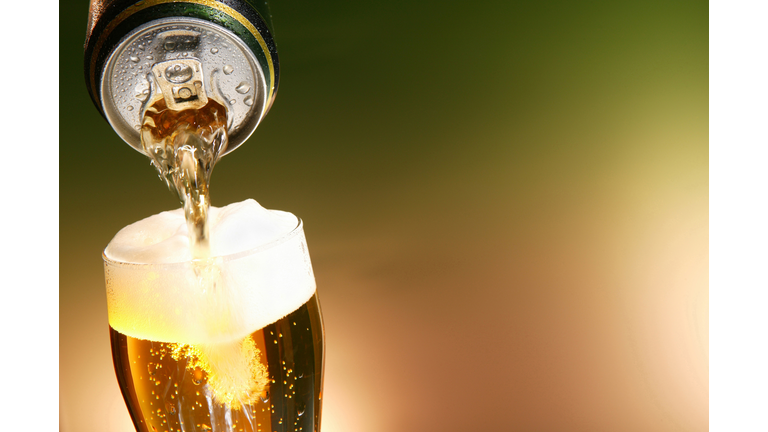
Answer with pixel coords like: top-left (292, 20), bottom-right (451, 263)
top-left (84, 0), bottom-right (279, 156)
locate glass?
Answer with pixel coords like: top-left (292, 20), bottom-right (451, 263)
top-left (104, 218), bottom-right (324, 432)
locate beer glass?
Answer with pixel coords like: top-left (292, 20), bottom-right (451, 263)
top-left (104, 217), bottom-right (324, 432)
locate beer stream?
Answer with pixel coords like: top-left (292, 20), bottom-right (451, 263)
top-left (139, 94), bottom-right (268, 409)
top-left (141, 96), bottom-right (227, 260)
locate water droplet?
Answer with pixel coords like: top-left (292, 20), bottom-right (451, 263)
top-left (210, 47), bottom-right (219, 54)
top-left (228, 98), bottom-right (236, 105)
top-left (134, 82), bottom-right (150, 102)
top-left (127, 105), bottom-right (134, 111)
top-left (146, 55), bottom-right (154, 60)
top-left (165, 63), bottom-right (193, 83)
top-left (138, 44), bottom-right (145, 50)
top-left (223, 64), bottom-right (234, 75)
top-left (130, 55), bottom-right (140, 62)
top-left (243, 95), bottom-right (253, 106)
top-left (236, 82), bottom-right (250, 94)
top-left (164, 40), bottom-right (176, 51)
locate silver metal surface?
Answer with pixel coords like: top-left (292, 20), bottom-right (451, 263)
top-left (101, 17), bottom-right (267, 156)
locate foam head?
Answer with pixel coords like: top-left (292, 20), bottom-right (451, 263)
top-left (104, 199), bottom-right (316, 344)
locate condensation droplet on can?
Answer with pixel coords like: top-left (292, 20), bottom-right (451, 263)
top-left (130, 55), bottom-right (140, 62)
top-left (164, 40), bottom-right (176, 51)
top-left (223, 65), bottom-right (234, 75)
top-left (134, 81), bottom-right (150, 102)
top-left (243, 95), bottom-right (253, 106)
top-left (210, 47), bottom-right (219, 54)
top-left (165, 63), bottom-right (193, 83)
top-left (229, 99), bottom-right (236, 105)
top-left (127, 105), bottom-right (134, 111)
top-left (236, 82), bottom-right (250, 94)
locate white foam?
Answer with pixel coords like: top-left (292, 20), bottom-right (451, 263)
top-left (105, 199), bottom-right (299, 264)
top-left (104, 199), bottom-right (316, 344)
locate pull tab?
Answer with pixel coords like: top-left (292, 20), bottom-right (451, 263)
top-left (151, 59), bottom-right (209, 111)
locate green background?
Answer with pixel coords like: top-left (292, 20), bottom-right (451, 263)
top-left (61, 1), bottom-right (708, 431)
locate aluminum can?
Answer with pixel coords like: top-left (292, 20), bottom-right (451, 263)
top-left (84, 0), bottom-right (279, 156)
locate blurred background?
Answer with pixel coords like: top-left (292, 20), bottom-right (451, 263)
top-left (60, 1), bottom-right (708, 431)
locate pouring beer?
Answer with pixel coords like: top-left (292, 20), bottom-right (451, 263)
top-left (84, 1), bottom-right (325, 431)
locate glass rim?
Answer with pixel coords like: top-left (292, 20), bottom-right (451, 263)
top-left (102, 216), bottom-right (303, 268)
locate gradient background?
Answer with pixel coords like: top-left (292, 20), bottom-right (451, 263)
top-left (60, 1), bottom-right (708, 431)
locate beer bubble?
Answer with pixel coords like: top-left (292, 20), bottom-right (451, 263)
top-left (147, 362), bottom-right (156, 375)
top-left (192, 367), bottom-right (204, 385)
top-left (223, 64), bottom-right (234, 75)
top-left (236, 82), bottom-right (250, 94)
top-left (297, 403), bottom-right (305, 417)
top-left (259, 390), bottom-right (270, 403)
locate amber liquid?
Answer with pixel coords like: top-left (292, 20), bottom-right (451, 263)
top-left (140, 97), bottom-right (228, 258)
top-left (111, 294), bottom-right (324, 432)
